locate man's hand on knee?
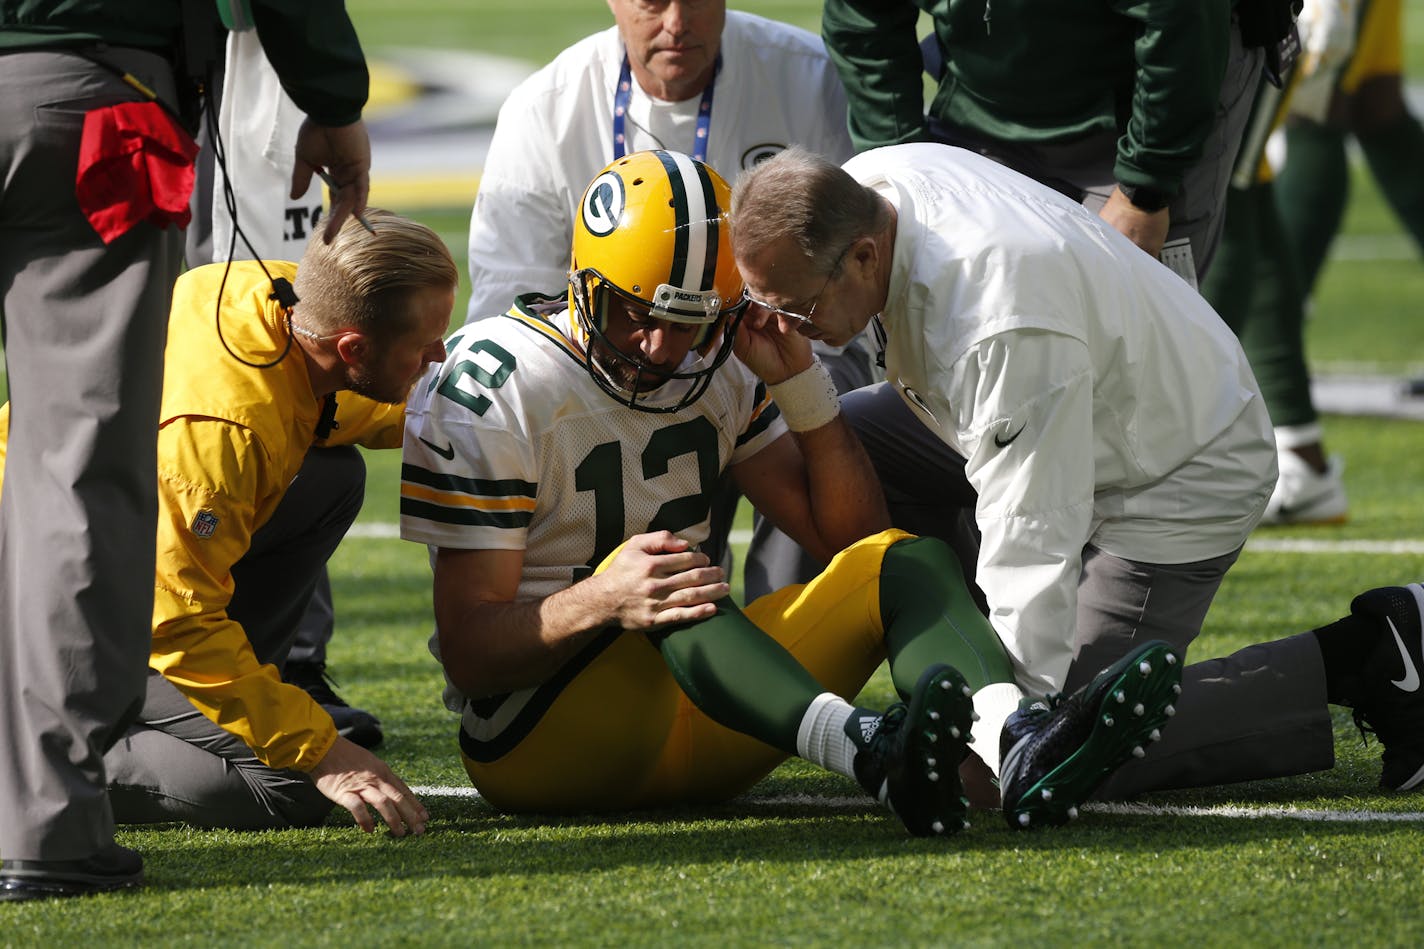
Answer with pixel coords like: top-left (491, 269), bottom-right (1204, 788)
top-left (593, 531), bottom-right (730, 630)
top-left (310, 736), bottom-right (428, 836)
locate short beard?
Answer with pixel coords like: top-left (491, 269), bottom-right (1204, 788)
top-left (346, 361), bottom-right (411, 405)
top-left (588, 338), bottom-right (669, 397)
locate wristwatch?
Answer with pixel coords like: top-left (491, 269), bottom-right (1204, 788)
top-left (1118, 182), bottom-right (1173, 212)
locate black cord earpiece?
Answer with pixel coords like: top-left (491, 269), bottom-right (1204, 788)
top-left (203, 58), bottom-right (302, 370)
top-left (268, 276), bottom-right (298, 309)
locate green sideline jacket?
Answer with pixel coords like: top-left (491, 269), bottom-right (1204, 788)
top-left (0, 0), bottom-right (367, 127)
top-left (822, 0), bottom-right (1234, 196)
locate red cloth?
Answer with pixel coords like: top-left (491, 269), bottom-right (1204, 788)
top-left (75, 101), bottom-right (199, 244)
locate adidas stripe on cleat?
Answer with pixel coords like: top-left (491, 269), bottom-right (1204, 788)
top-left (999, 640), bottom-right (1183, 830)
top-left (850, 663), bottom-right (976, 837)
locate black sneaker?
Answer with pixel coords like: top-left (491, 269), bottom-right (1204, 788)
top-left (1000, 640), bottom-right (1182, 829)
top-left (1345, 583), bottom-right (1424, 791)
top-left (285, 660), bottom-right (384, 749)
top-left (1, 843), bottom-right (143, 902)
top-left (851, 663), bottom-right (975, 837)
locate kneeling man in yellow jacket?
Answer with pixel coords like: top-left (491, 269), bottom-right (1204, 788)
top-left (0, 210), bottom-right (453, 835)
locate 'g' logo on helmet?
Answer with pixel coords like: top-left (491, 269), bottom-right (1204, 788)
top-left (581, 171), bottom-right (626, 237)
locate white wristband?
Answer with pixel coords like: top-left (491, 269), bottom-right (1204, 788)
top-left (767, 360), bottom-right (840, 432)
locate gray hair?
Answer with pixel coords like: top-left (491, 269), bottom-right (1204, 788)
top-left (293, 208), bottom-right (458, 342)
top-left (730, 146), bottom-right (887, 273)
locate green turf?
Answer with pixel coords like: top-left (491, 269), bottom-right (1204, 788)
top-left (7, 2), bottom-right (1424, 944)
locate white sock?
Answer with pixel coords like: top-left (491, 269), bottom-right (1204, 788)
top-left (1274, 423), bottom-right (1323, 450)
top-left (796, 692), bottom-right (869, 781)
top-left (969, 682), bottom-right (1024, 778)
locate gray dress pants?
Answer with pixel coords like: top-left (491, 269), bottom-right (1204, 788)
top-left (841, 383), bottom-right (1336, 796)
top-left (103, 446), bottom-right (365, 829)
top-left (0, 48), bottom-right (184, 862)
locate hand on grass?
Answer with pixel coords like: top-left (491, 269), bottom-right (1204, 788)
top-left (311, 736), bottom-right (428, 836)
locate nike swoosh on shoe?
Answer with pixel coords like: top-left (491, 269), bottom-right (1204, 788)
top-left (1387, 617), bottom-right (1421, 693)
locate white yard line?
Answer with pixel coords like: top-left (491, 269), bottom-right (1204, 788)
top-left (349, 523), bottom-right (401, 539)
top-left (1085, 801), bottom-right (1424, 823)
top-left (409, 785), bottom-right (1424, 823)
top-left (1246, 538), bottom-right (1424, 555)
top-left (352, 523), bottom-right (1424, 555)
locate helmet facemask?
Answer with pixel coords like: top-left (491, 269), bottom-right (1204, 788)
top-left (571, 266), bottom-right (746, 413)
top-left (568, 150), bottom-right (746, 414)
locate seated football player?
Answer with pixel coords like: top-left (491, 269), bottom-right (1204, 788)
top-left (400, 151), bottom-right (1182, 833)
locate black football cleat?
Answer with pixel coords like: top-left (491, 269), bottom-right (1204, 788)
top-left (1345, 583), bottom-right (1424, 791)
top-left (1000, 640), bottom-right (1182, 829)
top-left (851, 664), bottom-right (976, 837)
top-left (1, 844), bottom-right (143, 902)
top-left (285, 659), bottom-right (384, 749)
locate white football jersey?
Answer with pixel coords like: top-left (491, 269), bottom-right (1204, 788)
top-left (401, 296), bottom-right (787, 602)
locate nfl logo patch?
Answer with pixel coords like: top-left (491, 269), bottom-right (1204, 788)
top-left (191, 509), bottom-right (220, 538)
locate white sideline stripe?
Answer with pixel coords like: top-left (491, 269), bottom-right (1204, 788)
top-left (351, 524), bottom-right (1424, 555)
top-left (407, 786), bottom-right (871, 807)
top-left (350, 523), bottom-right (401, 538)
top-left (1085, 802), bottom-right (1424, 824)
top-left (1332, 233), bottom-right (1420, 262)
top-left (1246, 538), bottom-right (1424, 555)
top-left (412, 785), bottom-right (481, 799)
top-left (409, 786), bottom-right (1424, 823)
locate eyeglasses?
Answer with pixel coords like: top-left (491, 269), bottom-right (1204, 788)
top-left (741, 243), bottom-right (851, 330)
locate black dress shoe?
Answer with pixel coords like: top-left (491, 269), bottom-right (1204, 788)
top-left (285, 659), bottom-right (385, 749)
top-left (0, 843), bottom-right (143, 902)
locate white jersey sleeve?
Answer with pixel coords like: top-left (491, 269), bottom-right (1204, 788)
top-left (402, 301), bottom-right (786, 600)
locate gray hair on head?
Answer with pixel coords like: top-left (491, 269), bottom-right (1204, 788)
top-left (730, 145), bottom-right (887, 274)
top-left (292, 208), bottom-right (458, 343)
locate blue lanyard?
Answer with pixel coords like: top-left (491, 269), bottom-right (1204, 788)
top-left (612, 52), bottom-right (720, 162)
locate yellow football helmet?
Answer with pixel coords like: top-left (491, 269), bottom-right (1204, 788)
top-left (569, 150), bottom-right (747, 413)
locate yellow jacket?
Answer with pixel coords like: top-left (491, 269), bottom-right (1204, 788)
top-left (0, 260), bottom-right (403, 772)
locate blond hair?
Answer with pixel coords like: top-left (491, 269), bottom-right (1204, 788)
top-left (730, 146), bottom-right (888, 273)
top-left (293, 209), bottom-right (458, 341)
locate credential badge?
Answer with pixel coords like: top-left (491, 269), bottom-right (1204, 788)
top-left (582, 170), bottom-right (626, 237)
